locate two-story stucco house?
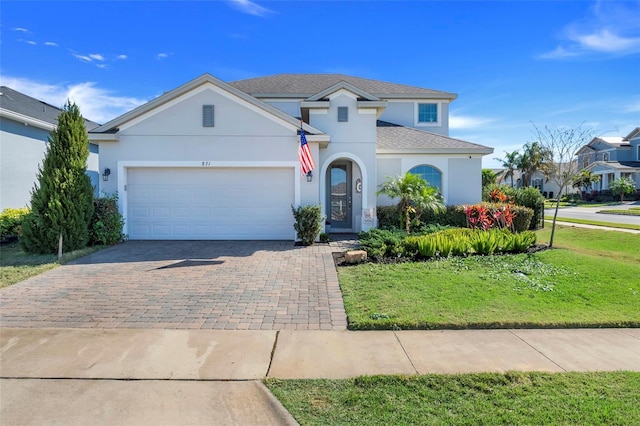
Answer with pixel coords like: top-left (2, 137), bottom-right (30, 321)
top-left (576, 128), bottom-right (640, 191)
top-left (0, 86), bottom-right (100, 210)
top-left (90, 73), bottom-right (493, 240)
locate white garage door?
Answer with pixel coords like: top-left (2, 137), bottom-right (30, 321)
top-left (126, 167), bottom-right (295, 240)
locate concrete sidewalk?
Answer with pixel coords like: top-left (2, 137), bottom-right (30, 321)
top-left (2, 328), bottom-right (639, 425)
top-left (2, 328), bottom-right (638, 378)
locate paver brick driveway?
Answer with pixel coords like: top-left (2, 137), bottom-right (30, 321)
top-left (0, 241), bottom-right (348, 330)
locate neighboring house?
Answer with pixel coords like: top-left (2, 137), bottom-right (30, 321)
top-left (576, 129), bottom-right (640, 191)
top-left (0, 86), bottom-right (100, 210)
top-left (90, 73), bottom-right (493, 240)
top-left (496, 166), bottom-right (579, 199)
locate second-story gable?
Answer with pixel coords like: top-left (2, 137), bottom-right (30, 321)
top-left (577, 136), bottom-right (631, 168)
top-left (229, 74), bottom-right (457, 137)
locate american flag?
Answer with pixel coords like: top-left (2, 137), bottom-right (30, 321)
top-left (298, 128), bottom-right (315, 175)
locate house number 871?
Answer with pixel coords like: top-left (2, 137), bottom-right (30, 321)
top-left (201, 161), bottom-right (211, 166)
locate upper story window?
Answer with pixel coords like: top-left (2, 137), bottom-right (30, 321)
top-left (603, 152), bottom-right (610, 161)
top-left (416, 103), bottom-right (440, 125)
top-left (408, 164), bottom-right (442, 191)
top-left (582, 157), bottom-right (589, 169)
top-left (203, 105), bottom-right (215, 127)
top-left (637, 145), bottom-right (640, 160)
top-left (337, 106), bottom-right (348, 122)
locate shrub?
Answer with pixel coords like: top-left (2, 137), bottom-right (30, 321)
top-left (0, 207), bottom-right (30, 239)
top-left (292, 204), bottom-right (324, 246)
top-left (359, 228), bottom-right (406, 259)
top-left (503, 231), bottom-right (537, 253)
top-left (514, 187), bottom-right (545, 230)
top-left (469, 229), bottom-right (502, 255)
top-left (376, 205), bottom-right (403, 230)
top-left (483, 184), bottom-right (516, 203)
top-left (417, 236), bottom-right (437, 258)
top-left (89, 193), bottom-right (125, 245)
top-left (421, 205), bottom-right (467, 227)
top-left (511, 205), bottom-right (534, 233)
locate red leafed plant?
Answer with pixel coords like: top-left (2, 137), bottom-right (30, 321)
top-left (489, 188), bottom-right (508, 203)
top-left (465, 203), bottom-right (514, 231)
top-left (464, 204), bottom-right (491, 230)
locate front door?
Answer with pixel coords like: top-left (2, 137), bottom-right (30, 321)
top-left (328, 162), bottom-right (352, 229)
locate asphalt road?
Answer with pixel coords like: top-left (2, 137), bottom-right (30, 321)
top-left (545, 201), bottom-right (640, 226)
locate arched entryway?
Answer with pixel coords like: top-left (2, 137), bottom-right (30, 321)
top-left (322, 155), bottom-right (365, 233)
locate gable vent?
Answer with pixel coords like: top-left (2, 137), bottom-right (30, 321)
top-left (338, 106), bottom-right (348, 122)
top-left (203, 105), bottom-right (215, 127)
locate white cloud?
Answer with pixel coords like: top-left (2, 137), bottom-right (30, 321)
top-left (44, 41), bottom-right (59, 47)
top-left (538, 46), bottom-right (580, 60)
top-left (0, 76), bottom-right (147, 124)
top-left (227, 0), bottom-right (274, 17)
top-left (89, 54), bottom-right (105, 61)
top-left (449, 114), bottom-right (495, 130)
top-left (571, 29), bottom-right (640, 54)
top-left (13, 27), bottom-right (31, 33)
top-left (25, 40), bottom-right (37, 45)
top-left (117, 54), bottom-right (127, 60)
top-left (72, 53), bottom-right (93, 63)
top-left (156, 52), bottom-right (170, 60)
top-left (540, 0), bottom-right (640, 59)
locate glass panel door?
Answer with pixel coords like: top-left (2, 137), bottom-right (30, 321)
top-left (329, 163), bottom-right (351, 228)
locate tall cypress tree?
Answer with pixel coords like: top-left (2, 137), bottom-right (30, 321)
top-left (21, 101), bottom-right (94, 254)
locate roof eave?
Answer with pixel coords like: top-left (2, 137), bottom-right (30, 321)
top-left (0, 108), bottom-right (55, 131)
top-left (377, 147), bottom-right (494, 155)
top-left (90, 73), bottom-right (326, 136)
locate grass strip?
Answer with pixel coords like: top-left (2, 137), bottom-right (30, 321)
top-left (596, 209), bottom-right (640, 216)
top-left (266, 372), bottom-right (640, 426)
top-left (0, 243), bottom-right (105, 288)
top-left (544, 216), bottom-right (640, 230)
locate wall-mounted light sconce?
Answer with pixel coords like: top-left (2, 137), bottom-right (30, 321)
top-left (306, 171), bottom-right (313, 182)
top-left (102, 167), bottom-right (111, 181)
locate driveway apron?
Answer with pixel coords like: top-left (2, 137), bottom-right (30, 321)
top-left (0, 241), bottom-right (347, 330)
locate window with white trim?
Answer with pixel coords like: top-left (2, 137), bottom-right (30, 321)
top-left (408, 164), bottom-right (442, 191)
top-left (603, 152), bottom-right (610, 161)
top-left (417, 103), bottom-right (438, 124)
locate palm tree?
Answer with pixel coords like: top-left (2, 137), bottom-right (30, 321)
top-left (377, 172), bottom-right (445, 233)
top-left (518, 142), bottom-right (552, 187)
top-left (494, 151), bottom-right (519, 187)
top-left (572, 169), bottom-right (600, 197)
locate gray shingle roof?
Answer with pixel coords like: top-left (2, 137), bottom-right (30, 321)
top-left (376, 121), bottom-right (493, 153)
top-left (229, 74), bottom-right (456, 99)
top-left (0, 86), bottom-right (100, 130)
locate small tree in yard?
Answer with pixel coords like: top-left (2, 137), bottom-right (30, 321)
top-left (610, 177), bottom-right (636, 202)
top-left (377, 172), bottom-right (445, 233)
top-left (21, 101), bottom-right (94, 254)
top-left (532, 123), bottom-right (594, 248)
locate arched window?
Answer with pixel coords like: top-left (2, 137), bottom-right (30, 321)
top-left (408, 164), bottom-right (442, 191)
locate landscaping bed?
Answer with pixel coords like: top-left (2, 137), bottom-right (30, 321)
top-left (338, 226), bottom-right (640, 330)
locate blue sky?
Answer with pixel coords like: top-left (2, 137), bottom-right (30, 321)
top-left (2, 0), bottom-right (639, 167)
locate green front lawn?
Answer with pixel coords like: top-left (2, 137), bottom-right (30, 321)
top-left (0, 243), bottom-right (105, 288)
top-left (339, 227), bottom-right (640, 329)
top-left (266, 372), bottom-right (640, 426)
